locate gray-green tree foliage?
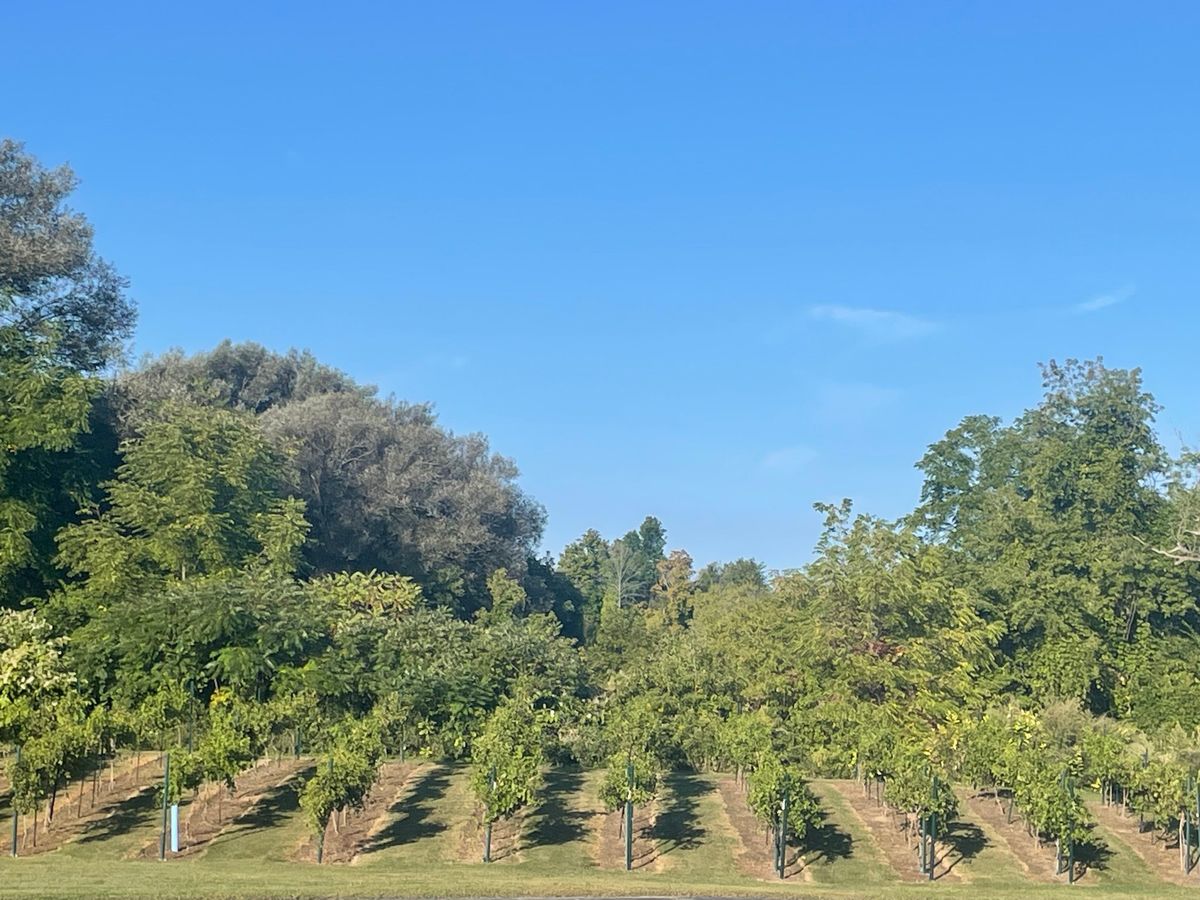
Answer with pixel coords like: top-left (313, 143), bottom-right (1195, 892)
top-left (116, 339), bottom-right (366, 427)
top-left (261, 391), bottom-right (544, 613)
top-left (0, 138), bottom-right (135, 372)
top-left (120, 344), bottom-right (545, 615)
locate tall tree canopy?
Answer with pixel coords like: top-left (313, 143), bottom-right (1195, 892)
top-left (912, 360), bottom-right (1200, 721)
top-left (56, 404), bottom-right (306, 602)
top-left (0, 139), bottom-right (135, 372)
top-left (118, 343), bottom-right (544, 616)
top-left (0, 140), bottom-right (132, 607)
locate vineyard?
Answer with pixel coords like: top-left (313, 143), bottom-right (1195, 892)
top-left (6, 141), bottom-right (1200, 900)
top-left (0, 713), bottom-right (1198, 898)
top-left (0, 760), bottom-right (1188, 898)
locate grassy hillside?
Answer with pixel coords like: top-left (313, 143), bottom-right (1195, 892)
top-left (0, 761), bottom-right (1191, 899)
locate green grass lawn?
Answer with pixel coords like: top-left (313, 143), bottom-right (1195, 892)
top-left (807, 780), bottom-right (896, 886)
top-left (0, 767), bottom-right (1193, 900)
top-left (201, 767), bottom-right (315, 863)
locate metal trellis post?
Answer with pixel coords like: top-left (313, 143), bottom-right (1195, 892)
top-left (929, 775), bottom-right (939, 882)
top-left (484, 767), bottom-right (496, 863)
top-left (779, 785), bottom-right (789, 879)
top-left (625, 758), bottom-right (634, 871)
top-left (10, 745), bottom-right (19, 857)
top-left (158, 751), bottom-right (170, 861)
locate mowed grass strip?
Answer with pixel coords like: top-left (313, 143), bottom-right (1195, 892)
top-left (518, 767), bottom-right (604, 873)
top-left (648, 771), bottom-right (743, 879)
top-left (354, 761), bottom-right (469, 867)
top-left (808, 778), bottom-right (896, 885)
top-left (55, 785), bottom-right (163, 862)
top-left (1, 768), bottom-right (1198, 899)
top-left (201, 763), bottom-right (314, 862)
top-left (1079, 805), bottom-right (1166, 889)
top-left (943, 787), bottom-right (1044, 887)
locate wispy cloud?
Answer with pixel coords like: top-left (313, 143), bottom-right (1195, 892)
top-left (808, 305), bottom-right (939, 342)
top-left (760, 445), bottom-right (817, 474)
top-left (1074, 285), bottom-right (1135, 314)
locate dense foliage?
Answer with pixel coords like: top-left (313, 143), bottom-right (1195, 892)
top-left (7, 139), bottom-right (1200, 867)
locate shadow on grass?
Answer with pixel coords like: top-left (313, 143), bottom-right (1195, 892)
top-left (76, 788), bottom-right (157, 843)
top-left (212, 768), bottom-right (313, 848)
top-left (1073, 834), bottom-right (1115, 880)
top-left (527, 768), bottom-right (588, 848)
top-left (939, 819), bottom-right (988, 879)
top-left (362, 765), bottom-right (452, 853)
top-left (801, 807), bottom-right (854, 868)
top-left (642, 771), bottom-right (707, 867)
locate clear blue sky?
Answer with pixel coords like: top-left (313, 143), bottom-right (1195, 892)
top-left (8, 2), bottom-right (1199, 571)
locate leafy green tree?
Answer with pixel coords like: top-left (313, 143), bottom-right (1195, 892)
top-left (481, 567), bottom-right (527, 621)
top-left (311, 569), bottom-right (423, 620)
top-left (0, 329), bottom-right (97, 598)
top-left (260, 391), bottom-right (544, 615)
top-left (913, 360), bottom-right (1196, 719)
top-left (0, 140), bottom-right (133, 608)
top-left (66, 570), bottom-right (331, 708)
top-left (651, 549), bottom-right (695, 628)
top-left (0, 139), bottom-right (134, 372)
top-left (0, 609), bottom-right (74, 742)
top-left (56, 403), bottom-right (306, 601)
top-left (557, 529), bottom-right (610, 640)
top-left (636, 517), bottom-right (667, 564)
top-left (695, 558), bottom-right (767, 592)
top-left (520, 553), bottom-right (585, 641)
top-left (115, 340), bottom-right (365, 424)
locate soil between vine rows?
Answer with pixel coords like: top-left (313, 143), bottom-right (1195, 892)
top-left (0, 760), bottom-right (1192, 899)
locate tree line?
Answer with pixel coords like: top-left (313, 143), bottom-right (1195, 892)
top-left (6, 138), bottom-right (1200, 872)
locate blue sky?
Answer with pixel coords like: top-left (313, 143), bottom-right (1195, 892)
top-left (8, 2), bottom-right (1199, 571)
